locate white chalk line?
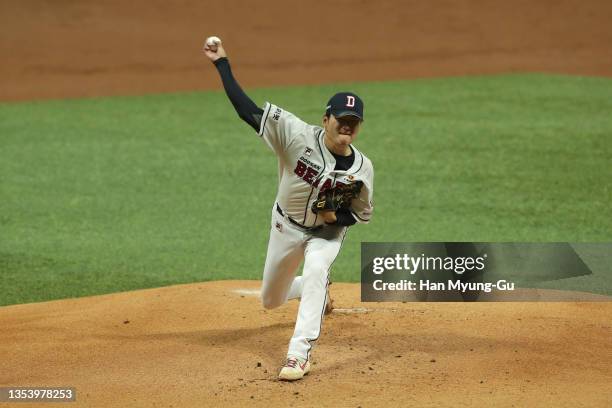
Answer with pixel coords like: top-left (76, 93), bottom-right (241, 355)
top-left (232, 289), bottom-right (261, 296)
top-left (332, 308), bottom-right (372, 314)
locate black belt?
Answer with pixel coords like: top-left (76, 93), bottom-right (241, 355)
top-left (276, 204), bottom-right (321, 231)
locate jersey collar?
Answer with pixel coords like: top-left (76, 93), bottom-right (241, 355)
top-left (317, 129), bottom-right (364, 175)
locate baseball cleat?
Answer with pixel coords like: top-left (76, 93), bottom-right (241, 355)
top-left (278, 356), bottom-right (310, 381)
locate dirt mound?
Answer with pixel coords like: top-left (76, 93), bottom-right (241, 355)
top-left (2, 1), bottom-right (612, 101)
top-left (1, 281), bottom-right (610, 407)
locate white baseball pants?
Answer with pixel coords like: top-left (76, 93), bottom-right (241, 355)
top-left (260, 205), bottom-right (347, 360)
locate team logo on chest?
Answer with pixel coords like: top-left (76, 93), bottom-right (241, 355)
top-left (294, 160), bottom-right (320, 186)
top-left (294, 154), bottom-right (323, 187)
top-left (293, 156), bottom-right (338, 192)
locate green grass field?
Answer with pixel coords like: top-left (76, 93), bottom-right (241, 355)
top-left (1, 74), bottom-right (611, 306)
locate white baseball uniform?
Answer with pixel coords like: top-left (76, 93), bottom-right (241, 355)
top-left (258, 102), bottom-right (374, 360)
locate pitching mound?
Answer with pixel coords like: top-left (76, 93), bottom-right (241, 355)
top-left (0, 281), bottom-right (610, 407)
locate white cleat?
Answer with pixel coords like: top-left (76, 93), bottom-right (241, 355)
top-left (278, 356), bottom-right (311, 381)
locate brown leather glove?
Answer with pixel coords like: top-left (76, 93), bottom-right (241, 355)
top-left (311, 181), bottom-right (364, 223)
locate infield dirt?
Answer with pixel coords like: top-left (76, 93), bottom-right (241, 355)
top-left (1, 281), bottom-right (611, 407)
top-left (1, 0), bottom-right (612, 101)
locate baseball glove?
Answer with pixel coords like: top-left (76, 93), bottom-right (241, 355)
top-left (311, 180), bottom-right (364, 214)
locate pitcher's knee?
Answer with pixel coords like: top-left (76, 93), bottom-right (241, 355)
top-left (261, 295), bottom-right (283, 309)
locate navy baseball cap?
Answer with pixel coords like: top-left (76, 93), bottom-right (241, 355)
top-left (325, 92), bottom-right (364, 120)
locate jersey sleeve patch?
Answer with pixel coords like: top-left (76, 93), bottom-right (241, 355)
top-left (271, 106), bottom-right (282, 121)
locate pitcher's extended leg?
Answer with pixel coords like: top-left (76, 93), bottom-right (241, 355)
top-left (287, 228), bottom-right (346, 359)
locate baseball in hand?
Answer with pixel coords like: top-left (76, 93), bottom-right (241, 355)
top-left (205, 36), bottom-right (222, 51)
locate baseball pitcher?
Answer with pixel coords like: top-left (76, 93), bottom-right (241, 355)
top-left (203, 36), bottom-right (374, 381)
